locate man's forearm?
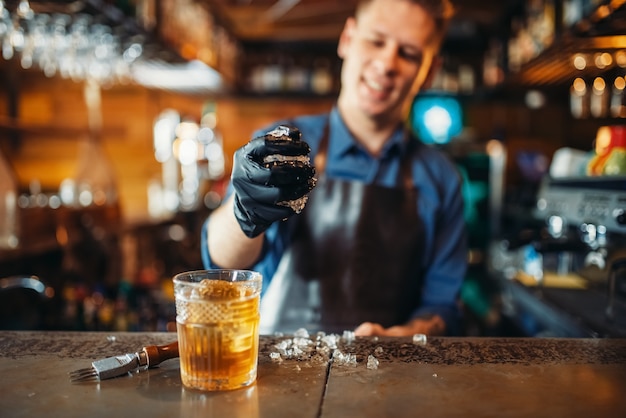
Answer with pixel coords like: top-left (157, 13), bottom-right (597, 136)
top-left (206, 194), bottom-right (265, 269)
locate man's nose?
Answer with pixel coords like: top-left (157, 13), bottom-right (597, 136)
top-left (373, 45), bottom-right (399, 74)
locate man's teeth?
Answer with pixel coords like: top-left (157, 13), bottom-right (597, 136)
top-left (364, 78), bottom-right (384, 91)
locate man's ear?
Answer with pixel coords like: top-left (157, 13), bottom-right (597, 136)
top-left (337, 17), bottom-right (356, 59)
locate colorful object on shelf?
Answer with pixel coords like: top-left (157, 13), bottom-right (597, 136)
top-left (587, 125), bottom-right (626, 176)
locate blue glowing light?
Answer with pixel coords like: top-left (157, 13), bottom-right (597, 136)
top-left (409, 93), bottom-right (463, 144)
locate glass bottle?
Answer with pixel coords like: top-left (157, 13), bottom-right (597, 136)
top-left (0, 148), bottom-right (19, 249)
top-left (74, 78), bottom-right (118, 207)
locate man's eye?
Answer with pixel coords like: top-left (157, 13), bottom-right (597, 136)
top-left (402, 51), bottom-right (422, 63)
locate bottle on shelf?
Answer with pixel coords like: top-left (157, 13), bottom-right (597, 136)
top-left (0, 148), bottom-right (19, 249)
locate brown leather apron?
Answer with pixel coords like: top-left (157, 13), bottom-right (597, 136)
top-left (259, 120), bottom-right (425, 334)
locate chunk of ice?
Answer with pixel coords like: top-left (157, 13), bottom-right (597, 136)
top-left (294, 328), bottom-right (310, 338)
top-left (342, 330), bottom-right (355, 342)
top-left (269, 352), bottom-right (283, 363)
top-left (269, 329), bottom-right (357, 363)
top-left (345, 353), bottom-right (357, 367)
top-left (292, 337), bottom-right (313, 348)
top-left (412, 333), bottom-right (427, 345)
top-left (292, 345), bottom-right (305, 358)
top-left (366, 355), bottom-right (379, 370)
top-left (321, 334), bottom-right (339, 349)
top-left (275, 339), bottom-right (291, 351)
top-left (332, 349), bottom-right (357, 367)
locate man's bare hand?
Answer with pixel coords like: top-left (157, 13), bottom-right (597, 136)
top-left (354, 315), bottom-right (446, 337)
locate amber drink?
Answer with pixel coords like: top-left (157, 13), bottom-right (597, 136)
top-left (174, 270), bottom-right (262, 391)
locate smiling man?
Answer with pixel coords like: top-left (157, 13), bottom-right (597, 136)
top-left (337, 0), bottom-right (444, 156)
top-left (203, 0), bottom-right (468, 337)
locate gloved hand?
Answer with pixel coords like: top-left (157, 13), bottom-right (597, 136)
top-left (232, 125), bottom-right (316, 238)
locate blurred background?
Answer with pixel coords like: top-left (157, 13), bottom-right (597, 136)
top-left (0, 0), bottom-right (625, 337)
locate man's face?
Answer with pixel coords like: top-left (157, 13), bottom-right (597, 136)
top-left (337, 0), bottom-right (440, 122)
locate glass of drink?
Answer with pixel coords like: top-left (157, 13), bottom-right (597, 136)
top-left (173, 269), bottom-right (262, 391)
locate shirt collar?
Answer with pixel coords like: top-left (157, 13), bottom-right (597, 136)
top-left (329, 107), bottom-right (410, 160)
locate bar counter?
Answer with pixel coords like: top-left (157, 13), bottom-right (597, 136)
top-left (1, 331), bottom-right (625, 417)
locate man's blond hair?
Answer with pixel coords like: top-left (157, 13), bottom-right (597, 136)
top-left (355, 0), bottom-right (455, 40)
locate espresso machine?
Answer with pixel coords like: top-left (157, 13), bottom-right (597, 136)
top-left (494, 176), bottom-right (626, 337)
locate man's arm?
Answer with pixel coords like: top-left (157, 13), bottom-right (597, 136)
top-left (206, 194), bottom-right (264, 269)
top-left (206, 124), bottom-right (315, 269)
top-left (354, 316), bottom-right (446, 337)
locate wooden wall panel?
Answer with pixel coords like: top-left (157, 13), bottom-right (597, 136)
top-left (0, 71), bottom-right (335, 224)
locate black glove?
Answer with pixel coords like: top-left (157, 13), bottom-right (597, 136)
top-left (232, 125), bottom-right (316, 238)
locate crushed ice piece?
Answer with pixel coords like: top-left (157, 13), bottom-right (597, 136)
top-left (292, 337), bottom-right (314, 348)
top-left (275, 339), bottom-right (291, 351)
top-left (412, 333), bottom-right (427, 345)
top-left (332, 349), bottom-right (357, 367)
top-left (267, 125), bottom-right (291, 139)
top-left (373, 336), bottom-right (379, 342)
top-left (106, 335), bottom-right (117, 342)
top-left (332, 349), bottom-right (346, 365)
top-left (273, 332), bottom-right (284, 337)
top-left (321, 334), bottom-right (340, 349)
top-left (277, 339), bottom-right (292, 348)
top-left (270, 329), bottom-right (358, 363)
top-left (342, 330), bottom-right (355, 342)
top-left (432, 373), bottom-right (438, 377)
top-left (366, 355), bottom-right (379, 370)
top-left (345, 353), bottom-right (357, 367)
top-left (294, 328), bottom-right (310, 338)
top-left (269, 352), bottom-right (283, 363)
top-left (292, 345), bottom-right (305, 358)
top-left (294, 364), bottom-right (301, 371)
top-left (374, 346), bottom-right (383, 355)
top-left (195, 279), bottom-right (253, 299)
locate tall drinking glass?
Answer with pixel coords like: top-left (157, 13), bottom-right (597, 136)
top-left (173, 269), bottom-right (262, 391)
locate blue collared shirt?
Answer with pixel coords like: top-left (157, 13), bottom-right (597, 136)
top-left (202, 107), bottom-right (467, 334)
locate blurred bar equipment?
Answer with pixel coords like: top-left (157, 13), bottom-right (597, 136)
top-left (493, 173), bottom-right (626, 337)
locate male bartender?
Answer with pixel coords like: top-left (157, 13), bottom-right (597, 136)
top-left (202, 0), bottom-right (467, 336)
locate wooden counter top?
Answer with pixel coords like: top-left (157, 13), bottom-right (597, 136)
top-left (1, 331), bottom-right (625, 417)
